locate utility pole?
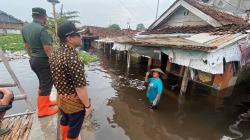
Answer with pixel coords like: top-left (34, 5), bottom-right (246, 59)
top-left (245, 8), bottom-right (250, 23)
top-left (155, 0), bottom-right (160, 20)
top-left (47, 0), bottom-right (60, 35)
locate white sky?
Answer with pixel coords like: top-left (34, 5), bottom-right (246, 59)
top-left (1, 0), bottom-right (175, 29)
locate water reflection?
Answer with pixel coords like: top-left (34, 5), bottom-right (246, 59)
top-left (97, 51), bottom-right (250, 140)
top-left (0, 51), bottom-right (249, 140)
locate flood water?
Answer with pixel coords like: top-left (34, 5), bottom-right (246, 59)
top-left (0, 51), bottom-right (250, 140)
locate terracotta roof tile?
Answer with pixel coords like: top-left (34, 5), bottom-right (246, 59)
top-left (143, 24), bottom-right (250, 35)
top-left (184, 0), bottom-right (247, 25)
top-left (82, 26), bottom-right (137, 38)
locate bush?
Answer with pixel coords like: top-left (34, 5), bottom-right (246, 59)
top-left (78, 51), bottom-right (98, 64)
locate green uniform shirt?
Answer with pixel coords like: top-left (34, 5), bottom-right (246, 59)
top-left (21, 20), bottom-right (53, 58)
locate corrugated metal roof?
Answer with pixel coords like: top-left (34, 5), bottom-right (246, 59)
top-left (122, 36), bottom-right (217, 52)
top-left (116, 33), bottom-right (247, 52)
top-left (186, 33), bottom-right (247, 49)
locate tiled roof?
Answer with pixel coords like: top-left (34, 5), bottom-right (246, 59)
top-left (123, 36), bottom-right (216, 52)
top-left (81, 26), bottom-right (137, 38)
top-left (143, 24), bottom-right (250, 35)
top-left (184, 0), bottom-right (247, 25)
top-left (146, 0), bottom-right (248, 35)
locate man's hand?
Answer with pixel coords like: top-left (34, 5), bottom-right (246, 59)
top-left (24, 43), bottom-right (31, 57)
top-left (153, 100), bottom-right (157, 106)
top-left (145, 71), bottom-right (150, 83)
top-left (85, 106), bottom-right (93, 118)
top-left (43, 44), bottom-right (54, 58)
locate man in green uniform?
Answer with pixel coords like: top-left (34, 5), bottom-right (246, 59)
top-left (21, 7), bottom-right (58, 117)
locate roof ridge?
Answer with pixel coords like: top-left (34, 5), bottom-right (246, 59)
top-left (0, 10), bottom-right (23, 23)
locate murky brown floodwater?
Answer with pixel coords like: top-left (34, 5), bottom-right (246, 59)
top-left (0, 50), bottom-right (249, 140)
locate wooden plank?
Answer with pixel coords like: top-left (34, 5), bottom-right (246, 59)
top-left (0, 83), bottom-right (17, 87)
top-left (1, 114), bottom-right (34, 140)
top-left (14, 95), bottom-right (27, 101)
top-left (17, 115), bottom-right (29, 140)
top-left (22, 114), bottom-right (34, 140)
top-left (4, 111), bottom-right (35, 119)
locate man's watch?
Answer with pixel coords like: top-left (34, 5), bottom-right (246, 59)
top-left (85, 104), bottom-right (91, 109)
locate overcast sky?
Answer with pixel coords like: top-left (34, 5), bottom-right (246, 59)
top-left (1, 0), bottom-right (175, 29)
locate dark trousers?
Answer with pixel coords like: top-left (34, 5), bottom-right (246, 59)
top-left (29, 57), bottom-right (53, 96)
top-left (60, 110), bottom-right (85, 139)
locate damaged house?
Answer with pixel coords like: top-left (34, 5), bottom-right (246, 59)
top-left (114, 0), bottom-right (250, 94)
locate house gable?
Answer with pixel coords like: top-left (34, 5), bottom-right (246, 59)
top-left (150, 0), bottom-right (221, 30)
top-left (149, 0), bottom-right (246, 30)
top-left (0, 10), bottom-right (23, 24)
top-left (159, 6), bottom-right (209, 28)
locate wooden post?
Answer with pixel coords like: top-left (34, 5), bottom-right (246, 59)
top-left (104, 44), bottom-right (106, 54)
top-left (147, 57), bottom-right (152, 71)
top-left (110, 44), bottom-right (112, 56)
top-left (127, 51), bottom-right (131, 69)
top-left (52, 3), bottom-right (58, 36)
top-left (116, 51), bottom-right (120, 61)
top-left (180, 67), bottom-right (190, 95)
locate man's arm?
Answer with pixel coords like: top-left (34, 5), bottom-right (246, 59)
top-left (40, 28), bottom-right (53, 58)
top-left (153, 94), bottom-right (161, 106)
top-left (153, 81), bottom-right (163, 106)
top-left (145, 72), bottom-right (150, 82)
top-left (76, 86), bottom-right (90, 107)
top-left (43, 44), bottom-right (54, 58)
top-left (24, 43), bottom-right (31, 57)
top-left (76, 86), bottom-right (93, 117)
top-left (0, 88), bottom-right (13, 105)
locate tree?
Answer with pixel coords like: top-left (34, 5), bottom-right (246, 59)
top-left (108, 24), bottom-right (121, 30)
top-left (47, 11), bottom-right (80, 39)
top-left (136, 23), bottom-right (146, 31)
top-left (46, 10), bottom-right (80, 45)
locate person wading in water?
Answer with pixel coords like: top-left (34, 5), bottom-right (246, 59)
top-left (50, 21), bottom-right (93, 140)
top-left (145, 68), bottom-right (164, 111)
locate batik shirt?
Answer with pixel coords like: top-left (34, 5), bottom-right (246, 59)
top-left (49, 46), bottom-right (86, 114)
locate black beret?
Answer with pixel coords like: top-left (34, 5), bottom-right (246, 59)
top-left (58, 21), bottom-right (80, 41)
top-left (32, 7), bottom-right (47, 16)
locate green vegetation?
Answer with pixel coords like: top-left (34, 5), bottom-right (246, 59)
top-left (108, 24), bottom-right (121, 30)
top-left (0, 34), bottom-right (24, 52)
top-left (78, 51), bottom-right (98, 64)
top-left (136, 23), bottom-right (146, 31)
top-left (47, 10), bottom-right (80, 38)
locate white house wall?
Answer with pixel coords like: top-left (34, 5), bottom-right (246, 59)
top-left (160, 6), bottom-right (209, 27)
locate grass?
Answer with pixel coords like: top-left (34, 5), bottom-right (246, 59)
top-left (0, 34), bottom-right (98, 64)
top-left (0, 34), bottom-right (24, 52)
